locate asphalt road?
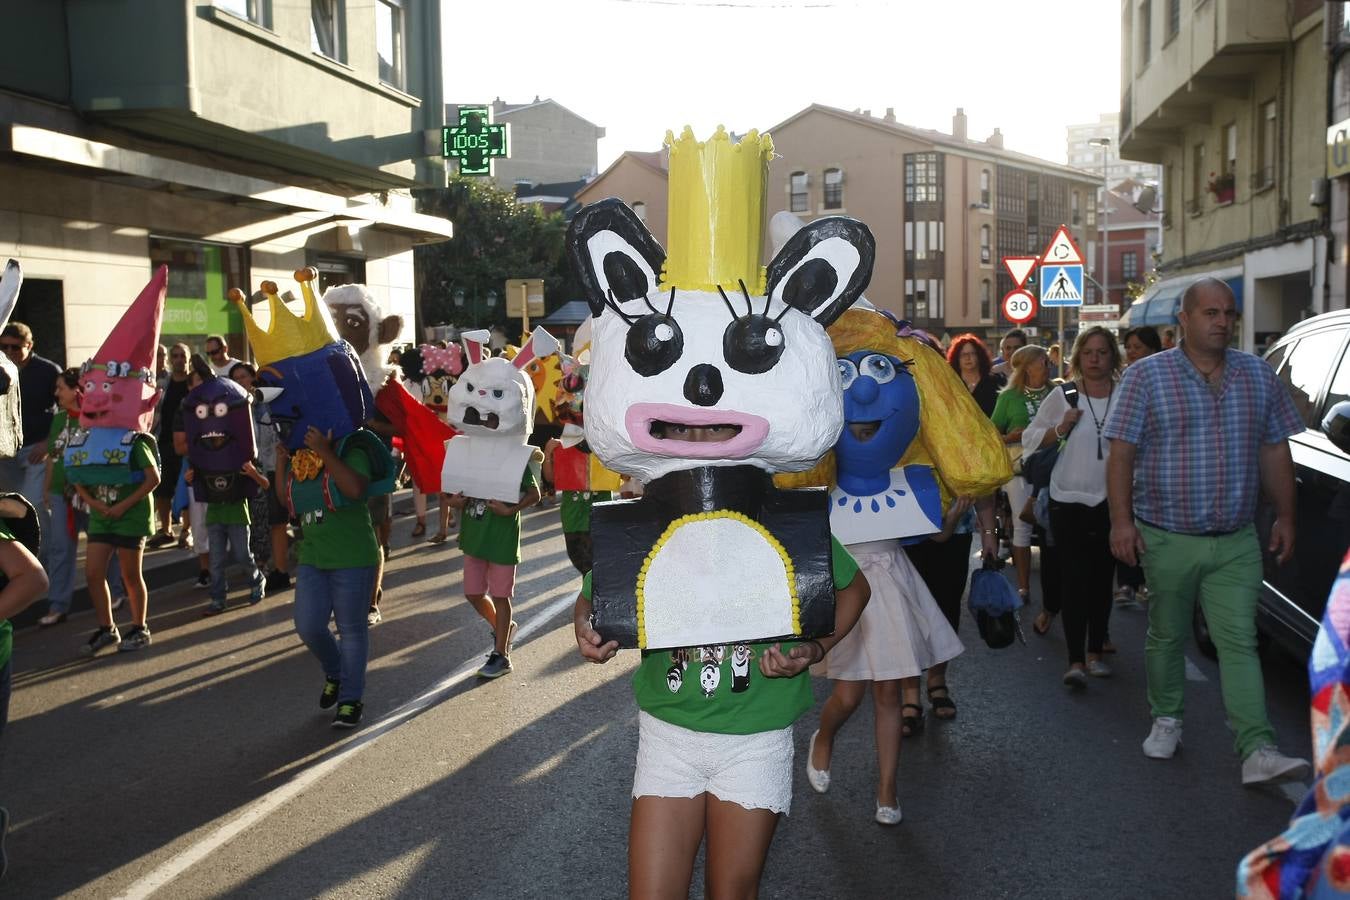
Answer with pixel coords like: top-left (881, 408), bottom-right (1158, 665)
top-left (1, 506), bottom-right (1315, 899)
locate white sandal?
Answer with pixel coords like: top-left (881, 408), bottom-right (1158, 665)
top-left (806, 729), bottom-right (831, 794)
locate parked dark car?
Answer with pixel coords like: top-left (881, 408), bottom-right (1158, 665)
top-left (1197, 311), bottom-right (1350, 660)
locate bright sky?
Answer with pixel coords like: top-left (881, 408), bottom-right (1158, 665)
top-left (444, 0), bottom-right (1122, 170)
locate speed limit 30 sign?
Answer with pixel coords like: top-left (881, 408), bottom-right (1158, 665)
top-left (1002, 289), bottom-right (1036, 325)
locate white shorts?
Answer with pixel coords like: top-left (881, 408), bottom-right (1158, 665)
top-left (1005, 475), bottom-right (1033, 548)
top-left (632, 712), bottom-right (794, 815)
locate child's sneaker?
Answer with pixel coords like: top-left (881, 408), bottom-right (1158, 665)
top-left (265, 569), bottom-right (291, 592)
top-left (118, 625), bottom-right (152, 652)
top-left (81, 625), bottom-right (120, 656)
top-left (248, 580), bottom-right (265, 605)
top-left (319, 677), bottom-right (341, 709)
top-left (478, 652), bottom-right (512, 679)
top-left (367, 606), bottom-right (382, 626)
top-left (194, 571), bottom-right (211, 589)
top-left (332, 701), bottom-right (363, 729)
top-left (202, 600), bottom-right (226, 617)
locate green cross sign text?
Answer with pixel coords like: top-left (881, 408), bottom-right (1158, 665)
top-left (442, 106), bottom-right (509, 177)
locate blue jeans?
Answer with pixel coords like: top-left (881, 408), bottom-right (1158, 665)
top-left (208, 523), bottom-right (262, 605)
top-left (292, 565), bottom-right (376, 704)
top-left (46, 493), bottom-right (126, 615)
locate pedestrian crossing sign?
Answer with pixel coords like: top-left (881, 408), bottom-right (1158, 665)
top-left (1039, 264), bottom-right (1083, 307)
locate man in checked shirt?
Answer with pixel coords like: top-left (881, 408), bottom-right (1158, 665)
top-left (1104, 276), bottom-right (1310, 787)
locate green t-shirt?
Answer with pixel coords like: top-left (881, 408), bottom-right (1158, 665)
top-left (0, 520), bottom-right (13, 672)
top-left (559, 490), bottom-right (613, 534)
top-left (990, 384), bottom-right (1052, 436)
top-left (86, 435), bottom-right (158, 538)
top-left (206, 498), bottom-right (250, 526)
top-left (459, 469), bottom-right (540, 566)
top-left (581, 536), bottom-right (861, 735)
top-left (294, 443), bottom-right (381, 570)
top-left (46, 411), bottom-right (79, 497)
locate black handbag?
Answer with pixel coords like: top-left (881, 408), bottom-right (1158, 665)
top-left (1021, 383), bottom-right (1079, 492)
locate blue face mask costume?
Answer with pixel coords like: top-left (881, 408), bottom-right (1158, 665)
top-left (256, 342), bottom-right (371, 451)
top-left (834, 351), bottom-right (921, 497)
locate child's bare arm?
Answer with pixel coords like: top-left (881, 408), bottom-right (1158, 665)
top-left (242, 460), bottom-right (269, 490)
top-left (0, 538), bottom-right (47, 621)
top-left (760, 570), bottom-right (871, 678)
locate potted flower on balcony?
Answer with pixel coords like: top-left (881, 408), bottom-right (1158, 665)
top-left (1207, 171), bottom-right (1236, 205)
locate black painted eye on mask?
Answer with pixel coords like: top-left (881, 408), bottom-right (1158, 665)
top-left (625, 313), bottom-right (684, 377)
top-left (723, 315), bottom-right (785, 374)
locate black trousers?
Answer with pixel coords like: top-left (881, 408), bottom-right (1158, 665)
top-left (905, 533), bottom-right (973, 633)
top-left (1048, 498), bottom-right (1114, 664)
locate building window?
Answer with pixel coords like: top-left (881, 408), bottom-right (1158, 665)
top-left (1139, 0), bottom-right (1152, 65)
top-left (980, 169), bottom-right (991, 207)
top-left (1223, 122), bottom-right (1237, 178)
top-left (1257, 100), bottom-right (1276, 189)
top-left (904, 153), bottom-right (942, 203)
top-left (1166, 0), bottom-right (1180, 40)
top-left (375, 0), bottom-right (405, 89)
top-left (980, 279), bottom-right (992, 320)
top-left (632, 201), bottom-right (647, 222)
top-left (1121, 250), bottom-right (1139, 281)
top-left (1071, 191), bottom-right (1081, 225)
top-left (789, 171), bottom-right (808, 212)
top-left (979, 225), bottom-right (991, 264)
top-left (823, 168), bottom-right (843, 209)
top-left (1086, 196), bottom-right (1096, 226)
top-left (905, 279), bottom-right (943, 321)
top-left (310, 0), bottom-right (345, 61)
top-left (215, 0), bottom-right (270, 27)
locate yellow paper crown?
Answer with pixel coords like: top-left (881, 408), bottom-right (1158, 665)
top-left (661, 126), bottom-right (774, 296)
top-left (228, 268), bottom-right (339, 366)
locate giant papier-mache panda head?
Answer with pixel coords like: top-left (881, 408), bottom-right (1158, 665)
top-left (566, 127), bottom-right (876, 484)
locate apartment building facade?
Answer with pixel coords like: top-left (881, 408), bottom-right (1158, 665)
top-left (1, 0), bottom-right (450, 365)
top-left (461, 98), bottom-right (605, 192)
top-left (1118, 0), bottom-right (1330, 352)
top-left (766, 105), bottom-right (1101, 342)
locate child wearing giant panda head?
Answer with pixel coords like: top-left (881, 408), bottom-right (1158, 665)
top-left (569, 128), bottom-right (872, 899)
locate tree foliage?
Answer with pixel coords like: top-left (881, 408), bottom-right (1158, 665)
top-left (414, 177), bottom-right (572, 330)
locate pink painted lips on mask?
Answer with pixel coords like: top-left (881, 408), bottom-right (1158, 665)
top-left (625, 403), bottom-right (769, 459)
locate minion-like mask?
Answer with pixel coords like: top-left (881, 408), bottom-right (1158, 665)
top-left (183, 376), bottom-right (257, 473)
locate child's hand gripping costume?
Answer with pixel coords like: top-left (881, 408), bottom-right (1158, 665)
top-left (569, 127), bottom-right (875, 652)
top-left (63, 267), bottom-right (165, 491)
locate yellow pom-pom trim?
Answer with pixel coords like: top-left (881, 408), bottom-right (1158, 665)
top-left (290, 448), bottom-right (325, 482)
top-left (635, 510), bottom-right (800, 650)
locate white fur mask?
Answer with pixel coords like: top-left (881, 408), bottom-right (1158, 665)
top-left (447, 356), bottom-right (533, 439)
top-left (567, 202), bottom-right (875, 484)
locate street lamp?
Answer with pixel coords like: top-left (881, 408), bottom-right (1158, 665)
top-left (1088, 137), bottom-right (1111, 308)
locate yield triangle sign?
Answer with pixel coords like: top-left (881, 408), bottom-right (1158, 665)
top-left (1003, 256), bottom-right (1037, 289)
top-left (1041, 225), bottom-right (1085, 266)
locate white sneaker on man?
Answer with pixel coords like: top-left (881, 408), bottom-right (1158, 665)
top-left (1142, 716), bottom-right (1182, 758)
top-left (1241, 745), bottom-right (1310, 786)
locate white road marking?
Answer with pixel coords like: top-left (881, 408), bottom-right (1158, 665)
top-left (114, 588), bottom-right (579, 900)
top-left (1184, 656), bottom-right (1208, 682)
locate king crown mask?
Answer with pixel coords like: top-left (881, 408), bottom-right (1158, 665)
top-left (661, 126), bottom-right (774, 297)
top-left (228, 268), bottom-right (339, 366)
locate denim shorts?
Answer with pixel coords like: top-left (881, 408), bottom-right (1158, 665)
top-left (88, 532), bottom-right (147, 550)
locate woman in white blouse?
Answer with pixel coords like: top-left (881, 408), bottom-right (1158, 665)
top-left (1022, 327), bottom-right (1123, 688)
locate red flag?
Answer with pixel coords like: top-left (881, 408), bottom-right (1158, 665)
top-left (376, 381), bottom-right (457, 493)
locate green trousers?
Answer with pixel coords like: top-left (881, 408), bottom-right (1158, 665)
top-left (1138, 522), bottom-right (1275, 758)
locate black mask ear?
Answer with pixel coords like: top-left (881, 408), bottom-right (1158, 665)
top-left (764, 216), bottom-right (875, 328)
top-left (566, 198), bottom-right (666, 317)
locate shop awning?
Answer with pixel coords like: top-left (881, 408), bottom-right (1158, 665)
top-left (1120, 271), bottom-right (1244, 328)
top-left (537, 300), bottom-right (592, 327)
top-left (5, 124), bottom-right (453, 245)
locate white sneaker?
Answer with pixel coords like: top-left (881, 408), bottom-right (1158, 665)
top-left (1241, 745), bottom-right (1310, 786)
top-left (1114, 586), bottom-right (1137, 608)
top-left (1142, 717), bottom-right (1182, 759)
top-left (875, 802), bottom-right (902, 826)
top-left (1086, 659), bottom-right (1112, 678)
top-left (1062, 667), bottom-right (1088, 689)
top-left (806, 730), bottom-right (830, 794)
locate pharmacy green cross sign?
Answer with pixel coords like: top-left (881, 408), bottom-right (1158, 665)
top-left (442, 106), bottom-right (508, 177)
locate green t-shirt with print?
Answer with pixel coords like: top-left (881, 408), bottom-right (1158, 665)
top-left (581, 536), bottom-right (861, 735)
top-left (46, 411), bottom-right (79, 497)
top-left (86, 435), bottom-right (158, 538)
top-left (990, 384), bottom-right (1052, 436)
top-left (559, 490), bottom-right (613, 534)
top-left (0, 520), bottom-right (14, 672)
top-left (459, 469), bottom-right (540, 566)
top-left (294, 443), bottom-right (381, 570)
top-left (206, 498), bottom-right (250, 526)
